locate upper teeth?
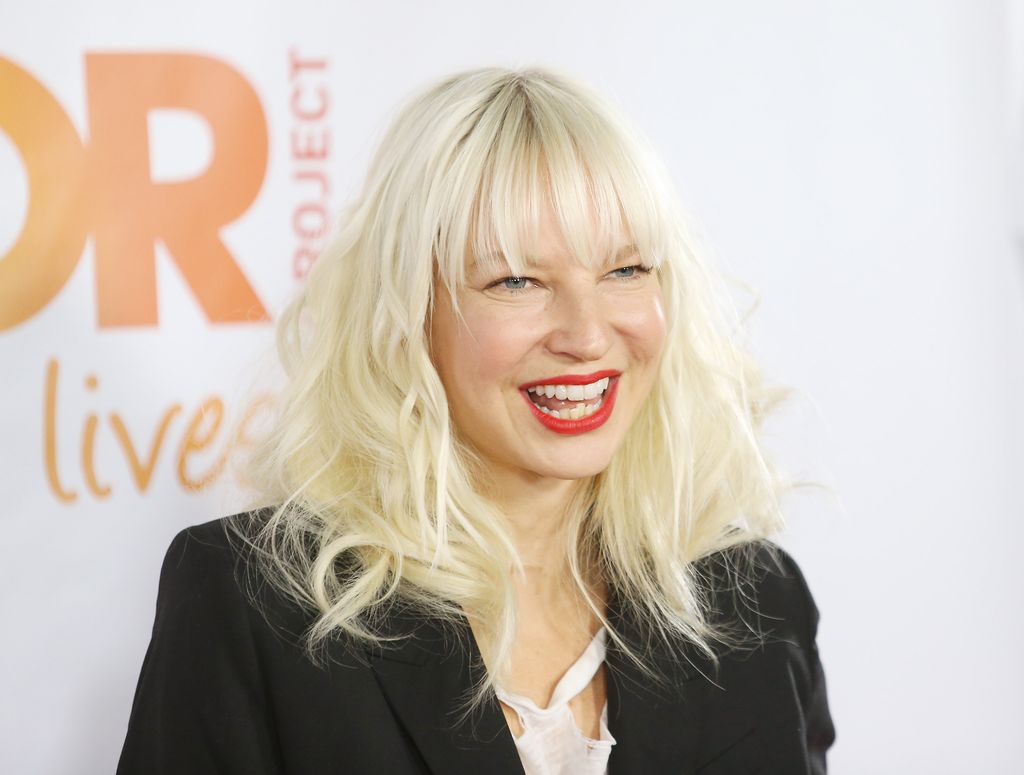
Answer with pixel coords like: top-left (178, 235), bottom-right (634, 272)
top-left (526, 377), bottom-right (610, 400)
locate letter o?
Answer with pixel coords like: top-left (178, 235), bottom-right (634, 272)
top-left (0, 58), bottom-right (89, 330)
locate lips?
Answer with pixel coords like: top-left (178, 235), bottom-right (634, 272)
top-left (518, 369), bottom-right (621, 390)
top-left (519, 373), bottom-right (621, 435)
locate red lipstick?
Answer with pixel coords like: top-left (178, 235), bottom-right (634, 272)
top-left (518, 369), bottom-right (621, 390)
top-left (519, 372), bottom-right (621, 436)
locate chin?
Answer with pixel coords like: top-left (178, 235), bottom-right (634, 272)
top-left (531, 454), bottom-right (614, 481)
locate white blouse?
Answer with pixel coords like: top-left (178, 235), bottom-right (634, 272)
top-left (494, 628), bottom-right (616, 775)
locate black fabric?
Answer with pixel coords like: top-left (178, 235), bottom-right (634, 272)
top-left (117, 516), bottom-right (834, 774)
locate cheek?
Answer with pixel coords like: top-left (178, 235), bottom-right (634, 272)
top-left (448, 308), bottom-right (540, 392)
top-left (621, 293), bottom-right (668, 361)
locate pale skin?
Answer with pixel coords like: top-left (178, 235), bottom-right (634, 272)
top-left (429, 206), bottom-right (667, 740)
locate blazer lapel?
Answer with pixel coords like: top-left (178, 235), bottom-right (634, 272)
top-left (366, 605), bottom-right (524, 775)
top-left (365, 589), bottom-right (757, 774)
top-left (604, 592), bottom-right (704, 774)
top-left (604, 589), bottom-right (759, 774)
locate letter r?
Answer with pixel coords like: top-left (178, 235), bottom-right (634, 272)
top-left (85, 53), bottom-right (270, 326)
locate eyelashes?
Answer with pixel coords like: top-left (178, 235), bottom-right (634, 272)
top-left (493, 276), bottom-right (532, 293)
top-left (487, 264), bottom-right (654, 295)
top-left (606, 265), bottom-right (653, 281)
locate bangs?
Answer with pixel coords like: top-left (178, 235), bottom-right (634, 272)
top-left (432, 74), bottom-right (668, 293)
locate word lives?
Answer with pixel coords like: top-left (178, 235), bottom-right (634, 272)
top-left (43, 359), bottom-right (273, 502)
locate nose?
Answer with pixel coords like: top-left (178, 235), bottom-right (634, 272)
top-left (544, 285), bottom-right (612, 362)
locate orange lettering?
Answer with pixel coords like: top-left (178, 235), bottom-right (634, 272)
top-left (233, 394), bottom-right (274, 449)
top-left (85, 53), bottom-right (270, 326)
top-left (0, 54), bottom-right (272, 330)
top-left (43, 359), bottom-right (78, 503)
top-left (0, 60), bottom-right (90, 331)
top-left (176, 397), bottom-right (227, 491)
top-left (80, 373), bottom-right (111, 497)
top-left (109, 404), bottom-right (182, 491)
top-left (226, 394), bottom-right (274, 489)
top-left (82, 414), bottom-right (112, 499)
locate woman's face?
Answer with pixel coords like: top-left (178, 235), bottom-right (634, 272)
top-left (429, 207), bottom-right (667, 487)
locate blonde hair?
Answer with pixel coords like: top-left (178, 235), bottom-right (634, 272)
top-left (237, 66), bottom-right (787, 697)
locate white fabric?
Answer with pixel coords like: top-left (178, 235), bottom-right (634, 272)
top-left (495, 628), bottom-right (616, 775)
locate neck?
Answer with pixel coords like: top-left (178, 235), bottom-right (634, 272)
top-left (482, 469), bottom-right (604, 614)
top-left (487, 471), bottom-right (584, 563)
top-left (466, 469), bottom-right (606, 674)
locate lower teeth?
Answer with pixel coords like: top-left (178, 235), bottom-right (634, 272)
top-left (538, 400), bottom-right (601, 420)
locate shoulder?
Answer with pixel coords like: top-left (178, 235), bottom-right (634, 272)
top-left (151, 514), bottom-right (252, 639)
top-left (155, 514), bottom-right (251, 611)
top-left (153, 517), bottom-right (237, 618)
top-left (160, 515), bottom-right (236, 578)
top-left (605, 540), bottom-right (834, 769)
top-left (607, 539), bottom-right (825, 689)
top-left (163, 509), bottom-right (268, 563)
top-left (152, 510), bottom-right (315, 646)
top-left (672, 541), bottom-right (830, 723)
top-left (119, 513), bottom-right (290, 772)
top-left (695, 539), bottom-right (821, 653)
top-left (697, 541), bottom-right (835, 765)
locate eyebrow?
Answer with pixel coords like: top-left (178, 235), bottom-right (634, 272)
top-left (610, 244), bottom-right (639, 262)
top-left (469, 244), bottom-right (638, 270)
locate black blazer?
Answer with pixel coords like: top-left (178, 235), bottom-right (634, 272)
top-left (117, 517), bottom-right (834, 774)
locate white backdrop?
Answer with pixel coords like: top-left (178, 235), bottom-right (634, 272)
top-left (2, 2), bottom-right (1022, 773)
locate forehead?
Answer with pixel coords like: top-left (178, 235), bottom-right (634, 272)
top-left (464, 192), bottom-right (639, 277)
top-left (469, 240), bottom-right (638, 274)
top-left (430, 90), bottom-right (663, 292)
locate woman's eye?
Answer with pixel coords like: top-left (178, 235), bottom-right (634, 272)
top-left (490, 276), bottom-right (533, 293)
top-left (608, 264), bottom-right (653, 280)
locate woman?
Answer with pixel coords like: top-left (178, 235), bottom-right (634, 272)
top-left (118, 67), bottom-right (834, 774)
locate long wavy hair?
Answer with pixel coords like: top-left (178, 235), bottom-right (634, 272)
top-left (236, 66), bottom-right (787, 697)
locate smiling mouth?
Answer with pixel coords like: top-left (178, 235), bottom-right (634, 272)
top-left (524, 376), bottom-right (612, 420)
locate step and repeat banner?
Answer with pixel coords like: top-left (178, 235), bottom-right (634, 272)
top-left (3, 3), bottom-right (1023, 774)
top-left (2, 50), bottom-right (316, 498)
top-left (1, 30), bottom-right (339, 775)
